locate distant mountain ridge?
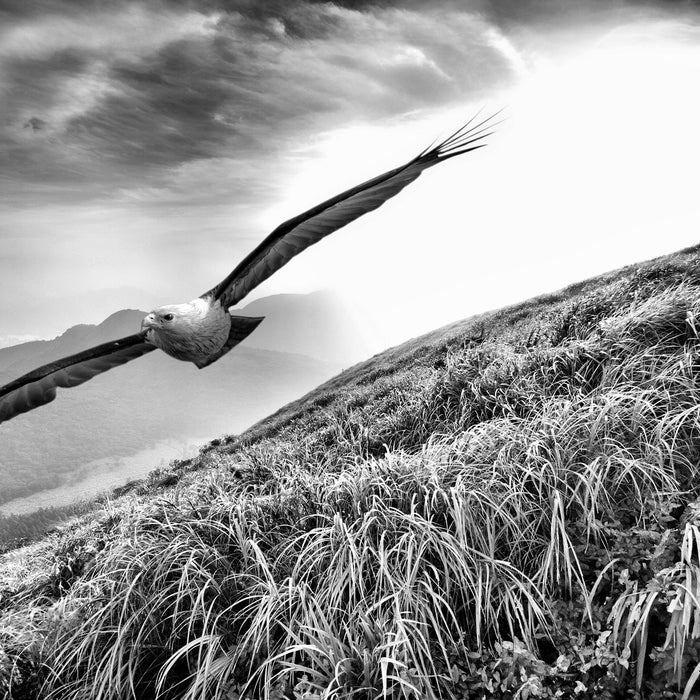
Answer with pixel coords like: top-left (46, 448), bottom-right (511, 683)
top-left (0, 309), bottom-right (146, 378)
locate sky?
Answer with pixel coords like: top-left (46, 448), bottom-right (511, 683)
top-left (2, 0), bottom-right (700, 352)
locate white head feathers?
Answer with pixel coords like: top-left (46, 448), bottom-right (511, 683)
top-left (142, 298), bottom-right (231, 364)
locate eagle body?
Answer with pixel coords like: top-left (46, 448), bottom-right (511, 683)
top-left (142, 297), bottom-right (231, 368)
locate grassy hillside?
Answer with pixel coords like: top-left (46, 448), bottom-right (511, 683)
top-left (3, 245), bottom-right (700, 699)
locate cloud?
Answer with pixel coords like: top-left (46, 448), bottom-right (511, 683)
top-left (0, 1), bottom-right (517, 206)
top-left (0, 4), bottom-right (223, 199)
top-left (3, 0), bottom-right (695, 205)
top-left (23, 116), bottom-right (45, 131)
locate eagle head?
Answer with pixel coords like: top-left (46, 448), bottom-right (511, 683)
top-left (141, 298), bottom-right (231, 363)
top-left (141, 304), bottom-right (193, 334)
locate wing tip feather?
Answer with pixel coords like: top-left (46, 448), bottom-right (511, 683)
top-left (417, 108), bottom-right (505, 164)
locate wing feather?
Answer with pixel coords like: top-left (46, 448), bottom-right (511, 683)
top-left (0, 333), bottom-right (155, 424)
top-left (204, 113), bottom-right (500, 309)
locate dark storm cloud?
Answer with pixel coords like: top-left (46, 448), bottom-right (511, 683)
top-left (481, 0), bottom-right (700, 27)
top-left (23, 117), bottom-right (46, 131)
top-left (5, 0), bottom-right (693, 204)
top-left (198, 0), bottom-right (700, 23)
top-left (0, 0), bottom-right (518, 201)
top-left (2, 0), bottom-right (696, 22)
top-left (68, 41), bottom-right (239, 169)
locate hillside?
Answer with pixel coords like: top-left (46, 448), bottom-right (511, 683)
top-left (3, 245), bottom-right (700, 698)
top-left (0, 292), bottom-right (359, 508)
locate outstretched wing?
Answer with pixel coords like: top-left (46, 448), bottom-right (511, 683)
top-left (204, 112), bottom-right (500, 309)
top-left (0, 333), bottom-right (155, 425)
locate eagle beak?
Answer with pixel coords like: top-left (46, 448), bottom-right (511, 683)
top-left (141, 313), bottom-right (157, 330)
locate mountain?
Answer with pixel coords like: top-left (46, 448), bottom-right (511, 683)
top-left (0, 309), bottom-right (146, 378)
top-left (0, 302), bottom-right (343, 507)
top-left (4, 245), bottom-right (700, 698)
top-left (0, 286), bottom-right (163, 337)
top-left (238, 291), bottom-right (371, 364)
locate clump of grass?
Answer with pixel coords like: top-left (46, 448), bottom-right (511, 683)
top-left (610, 505), bottom-right (700, 698)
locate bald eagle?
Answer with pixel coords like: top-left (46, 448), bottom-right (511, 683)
top-left (0, 115), bottom-right (497, 424)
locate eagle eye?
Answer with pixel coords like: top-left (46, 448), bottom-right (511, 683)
top-left (163, 313), bottom-right (174, 321)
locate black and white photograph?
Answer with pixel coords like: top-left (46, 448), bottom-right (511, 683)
top-left (2, 0), bottom-right (700, 697)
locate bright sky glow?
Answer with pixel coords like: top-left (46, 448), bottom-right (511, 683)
top-left (247, 20), bottom-right (700, 349)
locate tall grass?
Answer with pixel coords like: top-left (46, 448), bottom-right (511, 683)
top-left (4, 250), bottom-right (700, 698)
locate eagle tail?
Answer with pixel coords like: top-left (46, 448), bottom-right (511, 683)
top-left (195, 315), bottom-right (265, 369)
top-left (229, 314), bottom-right (265, 345)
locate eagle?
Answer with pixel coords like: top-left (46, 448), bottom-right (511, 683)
top-left (0, 115), bottom-right (497, 424)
